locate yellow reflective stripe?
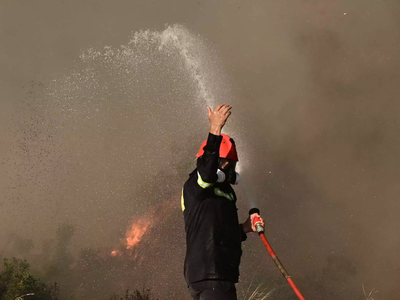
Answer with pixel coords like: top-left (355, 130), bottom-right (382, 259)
top-left (197, 172), bottom-right (214, 189)
top-left (181, 189), bottom-right (185, 211)
top-left (214, 188), bottom-right (235, 201)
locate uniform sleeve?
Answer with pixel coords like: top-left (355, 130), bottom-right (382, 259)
top-left (239, 224), bottom-right (247, 242)
top-left (196, 133), bottom-right (222, 189)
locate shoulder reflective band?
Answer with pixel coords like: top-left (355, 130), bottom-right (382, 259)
top-left (181, 189), bottom-right (185, 211)
top-left (214, 188), bottom-right (235, 202)
top-left (197, 172), bottom-right (214, 189)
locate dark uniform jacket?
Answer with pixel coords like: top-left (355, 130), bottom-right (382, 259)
top-left (182, 133), bottom-right (246, 285)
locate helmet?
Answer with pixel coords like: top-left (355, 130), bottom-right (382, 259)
top-left (196, 134), bottom-right (238, 161)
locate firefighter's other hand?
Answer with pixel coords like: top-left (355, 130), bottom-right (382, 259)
top-left (242, 213), bottom-right (264, 234)
top-left (250, 213), bottom-right (264, 232)
top-left (208, 104), bottom-right (232, 135)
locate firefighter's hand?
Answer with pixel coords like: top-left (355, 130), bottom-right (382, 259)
top-left (208, 104), bottom-right (232, 135)
top-left (242, 213), bottom-right (265, 233)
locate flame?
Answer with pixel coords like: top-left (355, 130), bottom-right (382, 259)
top-left (110, 215), bottom-right (152, 256)
top-left (125, 218), bottom-right (151, 249)
top-left (110, 198), bottom-right (179, 257)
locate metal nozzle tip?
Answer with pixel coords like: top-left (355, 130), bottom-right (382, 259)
top-left (249, 207), bottom-right (260, 215)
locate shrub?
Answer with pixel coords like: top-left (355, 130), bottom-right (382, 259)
top-left (0, 258), bottom-right (58, 300)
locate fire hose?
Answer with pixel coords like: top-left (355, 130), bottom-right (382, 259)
top-left (249, 208), bottom-right (306, 300)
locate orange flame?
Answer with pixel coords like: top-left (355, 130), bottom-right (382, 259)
top-left (125, 218), bottom-right (151, 249)
top-left (110, 198), bottom-right (179, 257)
top-left (110, 215), bottom-right (152, 256)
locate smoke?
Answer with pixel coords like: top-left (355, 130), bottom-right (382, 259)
top-left (3, 24), bottom-right (221, 246)
top-left (222, 1), bottom-right (400, 299)
top-left (1, 22), bottom-right (231, 299)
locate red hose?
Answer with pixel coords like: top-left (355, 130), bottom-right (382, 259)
top-left (259, 232), bottom-right (306, 300)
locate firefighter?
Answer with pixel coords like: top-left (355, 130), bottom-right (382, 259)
top-left (182, 104), bottom-right (264, 300)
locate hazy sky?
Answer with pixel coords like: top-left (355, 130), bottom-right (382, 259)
top-left (1, 1), bottom-right (400, 299)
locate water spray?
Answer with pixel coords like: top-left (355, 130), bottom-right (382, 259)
top-left (249, 208), bottom-right (306, 300)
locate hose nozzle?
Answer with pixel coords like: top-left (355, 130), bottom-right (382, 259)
top-left (249, 208), bottom-right (264, 234)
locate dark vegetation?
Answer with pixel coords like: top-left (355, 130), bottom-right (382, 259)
top-left (0, 224), bottom-right (160, 300)
top-left (109, 289), bottom-right (159, 300)
top-left (0, 258), bottom-right (58, 300)
top-left (0, 257), bottom-right (158, 300)
top-left (0, 158), bottom-right (190, 300)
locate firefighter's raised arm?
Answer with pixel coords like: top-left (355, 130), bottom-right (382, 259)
top-left (208, 104), bottom-right (232, 135)
top-left (196, 105), bottom-right (232, 187)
